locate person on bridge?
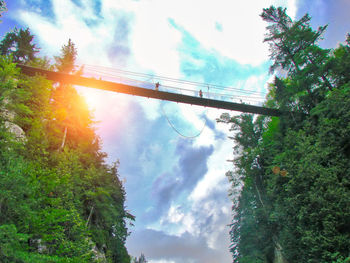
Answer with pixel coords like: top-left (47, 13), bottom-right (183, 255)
top-left (199, 89), bottom-right (203, 98)
top-left (155, 82), bottom-right (160, 91)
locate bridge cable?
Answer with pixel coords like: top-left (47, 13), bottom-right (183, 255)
top-left (159, 85), bottom-right (209, 139)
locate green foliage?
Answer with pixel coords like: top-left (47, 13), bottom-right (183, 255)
top-left (0, 224), bottom-right (29, 262)
top-left (0, 32), bottom-right (133, 262)
top-left (0, 27), bottom-right (38, 64)
top-left (261, 6), bottom-right (333, 113)
top-left (329, 34), bottom-right (350, 87)
top-left (54, 39), bottom-right (78, 74)
top-left (0, 55), bottom-right (18, 111)
top-left (221, 6), bottom-right (350, 263)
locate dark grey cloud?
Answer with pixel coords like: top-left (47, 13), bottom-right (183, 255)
top-left (143, 172), bottom-right (179, 221)
top-left (203, 114), bottom-right (215, 130)
top-left (127, 228), bottom-right (229, 263)
top-left (152, 172), bottom-right (178, 203)
top-left (297, 0), bottom-right (350, 48)
top-left (202, 114), bottom-right (226, 140)
top-left (145, 139), bottom-right (214, 221)
top-left (175, 138), bottom-right (214, 190)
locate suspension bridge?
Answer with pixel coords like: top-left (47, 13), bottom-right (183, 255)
top-left (17, 64), bottom-right (282, 117)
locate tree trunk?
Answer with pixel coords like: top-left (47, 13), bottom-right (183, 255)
top-left (86, 206), bottom-right (94, 227)
top-left (59, 126), bottom-right (67, 150)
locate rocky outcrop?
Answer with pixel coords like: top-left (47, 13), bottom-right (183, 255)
top-left (86, 237), bottom-right (107, 262)
top-left (91, 244), bottom-right (107, 262)
top-left (1, 98), bottom-right (26, 142)
top-left (4, 121), bottom-right (26, 141)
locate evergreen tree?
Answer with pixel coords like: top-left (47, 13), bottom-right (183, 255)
top-left (329, 34), bottom-right (350, 87)
top-left (261, 6), bottom-right (333, 112)
top-left (0, 27), bottom-right (39, 64)
top-left (221, 6), bottom-right (350, 263)
top-left (0, 30), bottom-right (134, 262)
top-left (54, 39), bottom-right (78, 74)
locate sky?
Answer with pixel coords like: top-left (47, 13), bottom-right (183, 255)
top-left (1, 1), bottom-right (349, 262)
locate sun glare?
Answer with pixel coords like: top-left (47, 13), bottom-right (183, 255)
top-left (79, 87), bottom-right (103, 112)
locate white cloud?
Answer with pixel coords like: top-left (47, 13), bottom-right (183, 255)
top-left (17, 0), bottom-right (110, 62)
top-left (17, 0), bottom-right (297, 68)
top-left (130, 1), bottom-right (182, 77)
top-left (154, 0), bottom-right (297, 66)
top-left (286, 0), bottom-right (298, 19)
top-left (165, 205), bottom-right (185, 225)
top-left (189, 120), bottom-right (233, 202)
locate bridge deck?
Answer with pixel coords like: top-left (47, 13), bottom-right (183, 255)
top-left (18, 64), bottom-right (282, 117)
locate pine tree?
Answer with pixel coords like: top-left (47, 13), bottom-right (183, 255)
top-left (222, 6), bottom-right (350, 263)
top-left (0, 27), bottom-right (39, 64)
top-left (261, 6), bottom-right (333, 112)
top-left (54, 39), bottom-right (78, 74)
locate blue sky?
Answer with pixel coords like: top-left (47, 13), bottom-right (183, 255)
top-left (1, 1), bottom-right (349, 262)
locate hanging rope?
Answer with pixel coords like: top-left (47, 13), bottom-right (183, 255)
top-left (159, 85), bottom-right (209, 139)
top-left (160, 103), bottom-right (207, 139)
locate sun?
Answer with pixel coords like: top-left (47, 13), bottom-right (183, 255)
top-left (78, 87), bottom-right (104, 112)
